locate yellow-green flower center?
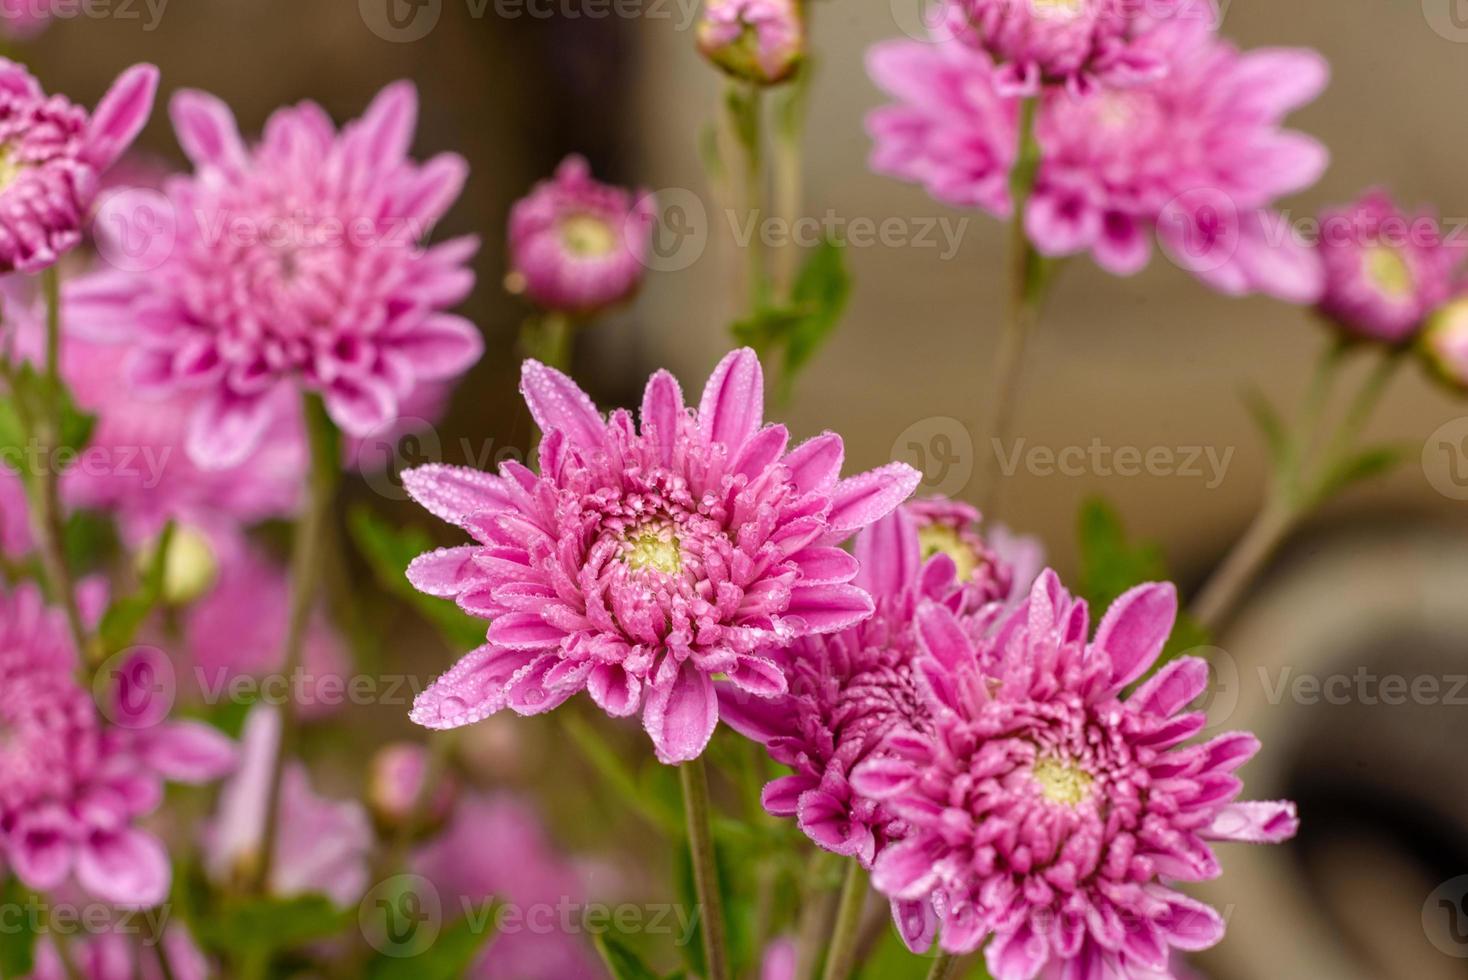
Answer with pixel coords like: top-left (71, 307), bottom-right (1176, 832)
top-left (0, 148), bottom-right (23, 194)
top-left (622, 526), bottom-right (682, 574)
top-left (1365, 245), bottom-right (1413, 298)
top-left (918, 524), bottom-right (980, 583)
top-left (560, 214), bottom-right (618, 258)
top-left (1030, 0), bottom-right (1086, 19)
top-left (1032, 757), bottom-right (1093, 807)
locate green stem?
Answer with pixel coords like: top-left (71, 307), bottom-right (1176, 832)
top-left (520, 311), bottom-right (577, 372)
top-left (925, 952), bottom-right (960, 980)
top-left (249, 392), bottom-right (339, 895)
top-left (978, 96), bottom-right (1049, 518)
top-left (681, 757), bottom-right (731, 980)
top-left (820, 861), bottom-right (868, 980)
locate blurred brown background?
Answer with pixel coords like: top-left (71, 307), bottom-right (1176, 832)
top-left (28, 0), bottom-right (1468, 976)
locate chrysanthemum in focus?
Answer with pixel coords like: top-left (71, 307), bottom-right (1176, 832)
top-left (404, 348), bottom-right (921, 763)
top-left (0, 59), bottom-right (157, 273)
top-left (114, 82), bottom-right (483, 468)
top-left (946, 0), bottom-right (1168, 96)
top-left (1316, 190), bottom-right (1463, 343)
top-left (506, 155), bottom-right (654, 315)
top-left (0, 584), bottom-right (235, 906)
top-left (851, 573), bottom-right (1298, 974)
top-left (867, 18), bottom-right (1330, 301)
top-left (697, 0), bottom-right (805, 85)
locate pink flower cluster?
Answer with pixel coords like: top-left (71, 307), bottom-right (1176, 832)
top-left (0, 59), bottom-right (156, 273)
top-left (867, 14), bottom-right (1329, 300)
top-left (404, 348), bottom-right (920, 763)
top-left (850, 573), bottom-right (1297, 975)
top-left (0, 584), bottom-right (235, 907)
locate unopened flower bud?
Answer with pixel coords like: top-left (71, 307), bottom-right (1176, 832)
top-left (368, 743), bottom-right (457, 833)
top-left (697, 0), bottom-right (805, 86)
top-left (140, 524), bottom-right (219, 606)
top-left (1420, 297), bottom-right (1468, 393)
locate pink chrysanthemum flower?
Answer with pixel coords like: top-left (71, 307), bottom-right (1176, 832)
top-left (415, 793), bottom-right (602, 979)
top-left (851, 572), bottom-right (1299, 974)
top-left (1421, 296), bottom-right (1468, 393)
top-left (947, 0), bottom-right (1168, 96)
top-left (0, 59), bottom-right (156, 273)
top-left (907, 497), bottom-right (1016, 604)
top-left (403, 348), bottom-right (921, 763)
top-left (0, 584), bottom-right (235, 907)
top-left (203, 704), bottom-right (372, 906)
top-left (867, 17), bottom-right (1329, 301)
top-left (697, 0), bottom-right (806, 85)
top-left (1316, 190), bottom-right (1464, 343)
top-left (506, 155), bottom-right (654, 315)
top-left (114, 82), bottom-right (482, 469)
top-left (719, 504), bottom-right (1013, 863)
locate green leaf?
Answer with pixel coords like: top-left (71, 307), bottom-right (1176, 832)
top-left (1241, 385), bottom-right (1289, 467)
top-left (348, 505), bottom-right (486, 651)
top-left (0, 876), bottom-right (39, 976)
top-left (96, 521), bottom-right (172, 655)
top-left (62, 508), bottom-right (119, 573)
top-left (595, 933), bottom-right (663, 980)
top-left (368, 911), bottom-right (499, 980)
top-left (1313, 442), bottom-right (1409, 504)
top-left (195, 893), bottom-right (349, 956)
top-left (730, 307), bottom-right (807, 358)
top-left (783, 239), bottom-right (851, 380)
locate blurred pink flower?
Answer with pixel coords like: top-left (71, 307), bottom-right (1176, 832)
top-left (0, 584), bottom-right (234, 907)
top-left (0, 472), bottom-right (30, 558)
top-left (33, 922), bottom-right (209, 980)
top-left (507, 155), bottom-right (653, 315)
top-left (202, 704), bottom-right (371, 906)
top-left (1316, 189), bottom-right (1464, 343)
top-left (0, 59), bottom-right (157, 273)
top-left (719, 503), bottom-right (1013, 868)
top-left (180, 538), bottom-right (350, 720)
top-left (0, 0), bottom-right (50, 38)
top-left (906, 497), bottom-right (1017, 605)
top-left (414, 794), bottom-right (601, 980)
top-left (403, 349), bottom-right (920, 763)
top-left (947, 0), bottom-right (1167, 96)
top-left (759, 937), bottom-right (796, 980)
top-left (112, 81), bottom-right (482, 468)
top-left (1421, 296), bottom-right (1468, 392)
top-left (867, 17), bottom-right (1329, 301)
top-left (368, 742), bottom-right (457, 830)
top-left (697, 0), bottom-right (805, 85)
top-left (851, 572), bottom-right (1298, 972)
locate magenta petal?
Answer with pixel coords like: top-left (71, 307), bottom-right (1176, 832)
top-left (1129, 656), bottom-right (1209, 718)
top-left (640, 369), bottom-right (686, 454)
top-left (397, 152), bottom-right (469, 226)
top-left (142, 721), bottom-right (237, 783)
top-left (406, 546), bottom-right (481, 598)
top-left (697, 347), bottom-right (764, 454)
top-left (642, 659), bottom-right (718, 764)
top-left (871, 837), bottom-right (941, 901)
top-left (1153, 890), bottom-right (1227, 951)
top-left (324, 375), bottom-right (398, 437)
top-left (761, 774), bottom-right (816, 816)
top-left (520, 359), bottom-right (607, 449)
top-left (855, 507), bottom-right (919, 600)
top-left (76, 829), bottom-right (170, 907)
top-left (87, 63), bottom-right (159, 171)
top-left (782, 433), bottom-right (844, 493)
top-left (785, 583), bottom-right (875, 634)
top-left (486, 611), bottom-right (566, 650)
top-left (587, 662), bottom-right (642, 717)
top-left (168, 87), bottom-right (247, 171)
top-left (798, 789), bottom-right (873, 862)
top-left (1093, 581), bottom-right (1178, 691)
top-left (409, 644), bottom-right (536, 729)
top-left (391, 314), bottom-right (484, 381)
top-left (726, 654), bottom-right (788, 697)
top-left (717, 683), bottom-right (792, 743)
top-left (792, 546), bottom-right (861, 586)
top-left (355, 79), bottom-right (418, 164)
top-left (9, 808), bottom-right (74, 891)
top-left (827, 463), bottom-right (922, 535)
top-left (1202, 801), bottom-right (1299, 844)
top-left (503, 653), bottom-right (578, 715)
top-left (402, 464), bottom-right (512, 525)
top-left (185, 391), bottom-right (275, 471)
top-left (892, 899), bottom-right (937, 955)
top-left (850, 757), bottom-right (915, 799)
top-left (985, 920), bottom-right (1048, 979)
top-left (915, 602), bottom-right (975, 672)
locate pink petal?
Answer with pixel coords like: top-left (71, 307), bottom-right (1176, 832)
top-left (827, 463), bottom-right (923, 535)
top-left (503, 653), bottom-right (579, 715)
top-left (9, 807), bottom-right (74, 891)
top-left (168, 87), bottom-right (246, 172)
top-left (698, 347), bottom-right (764, 454)
top-left (87, 63), bottom-right (159, 172)
top-left (355, 80), bottom-right (418, 165)
top-left (520, 360), bottom-right (606, 450)
top-left (402, 464), bottom-right (513, 525)
top-left (734, 424), bottom-right (789, 480)
top-left (640, 369), bottom-right (686, 457)
top-left (892, 899), bottom-right (937, 955)
top-left (1093, 582), bottom-right (1178, 692)
top-left (871, 836), bottom-right (941, 901)
top-left (406, 546), bottom-right (481, 597)
top-left (985, 920), bottom-right (1048, 978)
top-left (798, 789), bottom-right (873, 862)
top-left (324, 375), bottom-right (398, 437)
top-left (784, 583), bottom-right (875, 634)
top-left (761, 774), bottom-right (816, 816)
top-left (185, 391), bottom-right (276, 471)
top-left (791, 546), bottom-right (861, 586)
top-left (1129, 656), bottom-right (1209, 718)
top-left (855, 507), bottom-right (919, 600)
top-left (486, 611), bottom-right (566, 649)
top-left (717, 684), bottom-right (792, 743)
top-left (783, 433), bottom-right (844, 493)
top-left (587, 663), bottom-right (641, 717)
top-left (850, 757), bottom-right (915, 799)
top-left (1203, 801), bottom-right (1299, 844)
top-left (390, 314), bottom-right (484, 381)
top-left (642, 659), bottom-right (718, 764)
top-left (409, 644), bottom-right (537, 730)
top-left (726, 654), bottom-right (788, 697)
top-left (396, 152), bottom-right (469, 226)
top-left (915, 603), bottom-right (975, 672)
top-left (77, 829), bottom-right (170, 907)
top-left (142, 721), bottom-right (237, 783)
top-left (1154, 890), bottom-right (1226, 951)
